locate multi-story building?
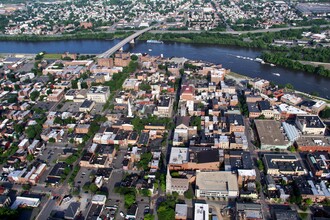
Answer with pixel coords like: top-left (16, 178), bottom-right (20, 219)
top-left (87, 86), bottom-right (110, 103)
top-left (166, 171), bottom-right (189, 195)
top-left (296, 136), bottom-right (330, 152)
top-left (195, 171), bottom-right (239, 199)
top-left (47, 89), bottom-right (65, 102)
top-left (114, 52), bottom-right (131, 67)
top-left (153, 96), bottom-right (173, 117)
top-left (263, 154), bottom-right (305, 176)
top-left (194, 203), bottom-right (209, 220)
top-left (98, 58), bottom-right (114, 67)
top-left (175, 204), bottom-right (188, 220)
top-left (254, 120), bottom-right (290, 150)
top-left (295, 115), bottom-right (326, 135)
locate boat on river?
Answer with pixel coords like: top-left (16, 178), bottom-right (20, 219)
top-left (147, 40), bottom-right (164, 44)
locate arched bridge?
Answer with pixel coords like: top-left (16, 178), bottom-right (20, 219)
top-left (97, 26), bottom-right (154, 58)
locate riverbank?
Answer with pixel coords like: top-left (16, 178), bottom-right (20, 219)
top-left (298, 60), bottom-right (330, 70)
top-left (0, 31), bottom-right (132, 42)
top-left (227, 72), bottom-right (329, 103)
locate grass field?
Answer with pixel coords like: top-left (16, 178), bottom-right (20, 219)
top-left (43, 54), bottom-right (62, 59)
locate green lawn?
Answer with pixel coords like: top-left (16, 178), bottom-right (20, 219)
top-left (43, 53), bottom-right (62, 59)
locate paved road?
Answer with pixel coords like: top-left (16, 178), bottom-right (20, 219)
top-left (149, 24), bottom-right (329, 34)
top-left (2, 24), bottom-right (328, 43)
top-left (37, 198), bottom-right (56, 220)
top-left (244, 118), bottom-right (271, 220)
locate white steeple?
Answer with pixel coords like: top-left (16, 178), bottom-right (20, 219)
top-left (127, 98), bottom-right (133, 118)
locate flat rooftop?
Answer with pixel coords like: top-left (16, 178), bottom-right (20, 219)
top-left (255, 120), bottom-right (289, 147)
top-left (158, 96), bottom-right (171, 107)
top-left (263, 153), bottom-right (304, 173)
top-left (80, 100), bottom-right (94, 108)
top-left (196, 171), bottom-right (238, 192)
top-left (88, 86), bottom-right (109, 94)
top-left (296, 136), bottom-right (330, 147)
top-left (169, 147), bottom-right (189, 164)
top-left (297, 115), bottom-right (325, 128)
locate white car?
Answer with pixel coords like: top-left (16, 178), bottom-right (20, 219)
top-left (120, 211), bottom-right (125, 218)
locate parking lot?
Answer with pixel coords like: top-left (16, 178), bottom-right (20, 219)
top-left (135, 195), bottom-right (150, 220)
top-left (59, 101), bottom-right (81, 113)
top-left (38, 146), bottom-right (66, 165)
top-left (74, 167), bottom-right (93, 192)
top-left (59, 102), bottom-right (103, 115)
top-left (90, 103), bottom-right (104, 115)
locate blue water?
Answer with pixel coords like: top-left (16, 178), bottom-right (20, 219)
top-left (0, 39), bottom-right (329, 99)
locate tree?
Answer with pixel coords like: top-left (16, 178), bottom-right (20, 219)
top-left (14, 124), bottom-right (24, 134)
top-left (81, 82), bottom-right (88, 89)
top-left (26, 124), bottom-right (42, 139)
top-left (49, 138), bottom-right (56, 143)
top-left (89, 183), bottom-right (99, 194)
top-left (22, 184), bottom-right (31, 191)
top-left (320, 107), bottom-right (330, 119)
top-left (285, 83), bottom-right (294, 90)
top-left (124, 194), bottom-right (136, 208)
top-left (127, 61), bottom-right (138, 73)
top-left (27, 154), bottom-right (34, 162)
top-left (190, 116), bottom-right (202, 131)
top-left (184, 186), bottom-right (194, 199)
top-left (139, 82), bottom-right (151, 91)
top-left (137, 152), bottom-right (152, 171)
top-left (65, 155), bottom-right (78, 165)
top-left (140, 189), bottom-right (151, 197)
top-left (30, 90), bottom-right (40, 101)
top-left (0, 207), bottom-right (18, 219)
top-left (131, 54), bottom-right (138, 61)
top-left (257, 159), bottom-right (264, 171)
top-left (157, 196), bottom-right (176, 220)
top-left (305, 198), bottom-right (313, 206)
top-left (7, 95), bottom-right (17, 103)
top-left (71, 80), bottom-right (78, 89)
top-left (14, 84), bottom-right (20, 91)
top-left (144, 214), bottom-right (154, 220)
top-left (288, 145), bottom-right (296, 152)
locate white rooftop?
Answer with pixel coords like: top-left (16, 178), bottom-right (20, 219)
top-left (169, 147), bottom-right (189, 164)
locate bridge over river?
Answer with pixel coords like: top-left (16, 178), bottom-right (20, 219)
top-left (97, 26), bottom-right (154, 58)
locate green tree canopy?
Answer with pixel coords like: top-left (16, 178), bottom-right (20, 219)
top-left (124, 194), bottom-right (136, 208)
top-left (26, 124), bottom-right (42, 139)
top-left (30, 90), bottom-right (40, 101)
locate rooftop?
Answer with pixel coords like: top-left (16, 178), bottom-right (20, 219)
top-left (255, 120), bottom-right (289, 147)
top-left (196, 171), bottom-right (238, 192)
top-left (157, 96), bottom-right (171, 107)
top-left (263, 153), bottom-right (304, 173)
top-left (169, 147), bottom-right (189, 164)
top-left (297, 115), bottom-right (325, 128)
top-left (88, 86), bottom-right (110, 94)
top-left (175, 204), bottom-right (188, 218)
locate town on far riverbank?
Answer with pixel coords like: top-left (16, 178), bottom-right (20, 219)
top-left (0, 49), bottom-right (329, 220)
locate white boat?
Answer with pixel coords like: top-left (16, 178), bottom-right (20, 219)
top-left (272, 73), bottom-right (280, 76)
top-left (236, 56), bottom-right (242, 58)
top-left (148, 49), bottom-right (152, 52)
top-left (261, 61), bottom-right (265, 64)
top-left (147, 40), bottom-right (164, 44)
top-left (255, 58), bottom-right (264, 62)
top-left (270, 63), bottom-right (276, 67)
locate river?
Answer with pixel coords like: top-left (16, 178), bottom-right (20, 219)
top-left (0, 39), bottom-right (329, 99)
